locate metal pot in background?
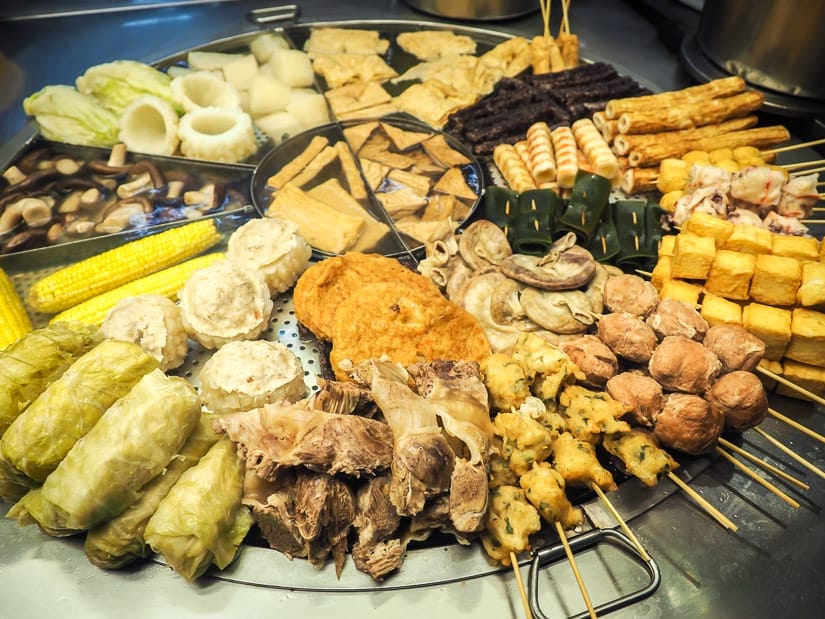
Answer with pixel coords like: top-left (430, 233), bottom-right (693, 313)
top-left (401, 0), bottom-right (538, 21)
top-left (697, 0), bottom-right (825, 100)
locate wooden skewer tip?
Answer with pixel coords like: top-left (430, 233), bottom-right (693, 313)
top-left (554, 521), bottom-right (598, 619)
top-left (509, 551), bottom-right (533, 619)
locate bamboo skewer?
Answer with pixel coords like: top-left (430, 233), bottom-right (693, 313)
top-left (753, 426), bottom-right (825, 481)
top-left (554, 521), bottom-right (598, 619)
top-left (790, 165), bottom-right (825, 177)
top-left (779, 159), bottom-right (825, 171)
top-left (718, 437), bottom-right (809, 491)
top-left (757, 367), bottom-right (825, 408)
top-left (667, 471), bottom-right (738, 531)
top-left (767, 407), bottom-right (825, 445)
top-left (561, 0), bottom-right (571, 36)
top-left (714, 446), bottom-right (800, 508)
top-left (591, 483), bottom-right (651, 563)
top-left (539, 0), bottom-right (550, 39)
top-left (510, 551), bottom-right (533, 619)
top-left (762, 137), bottom-right (825, 155)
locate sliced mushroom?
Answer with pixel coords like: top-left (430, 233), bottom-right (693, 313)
top-left (130, 160), bottom-right (167, 189)
top-left (0, 168), bottom-right (59, 198)
top-left (58, 191), bottom-right (83, 214)
top-left (116, 171), bottom-right (154, 198)
top-left (19, 196), bottom-right (54, 227)
top-left (500, 235), bottom-right (597, 291)
top-left (2, 228), bottom-right (48, 253)
top-left (520, 288), bottom-right (595, 334)
top-left (16, 147), bottom-right (54, 174)
top-left (0, 201), bottom-right (24, 235)
top-left (182, 182), bottom-right (226, 213)
top-left (96, 196), bottom-right (153, 233)
top-left (2, 165), bottom-right (26, 185)
top-left (458, 220), bottom-right (512, 272)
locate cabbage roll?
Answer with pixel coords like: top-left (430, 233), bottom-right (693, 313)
top-left (84, 414), bottom-right (222, 568)
top-left (144, 436), bottom-right (253, 582)
top-left (0, 339), bottom-right (158, 499)
top-left (8, 369), bottom-right (200, 536)
top-left (0, 322), bottom-right (101, 436)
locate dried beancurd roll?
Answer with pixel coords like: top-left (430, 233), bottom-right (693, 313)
top-left (572, 118), bottom-right (620, 179)
top-left (530, 36), bottom-right (551, 74)
top-left (525, 122), bottom-right (556, 184)
top-left (557, 32), bottom-right (580, 69)
top-left (551, 126), bottom-right (578, 189)
top-left (493, 143), bottom-right (537, 193)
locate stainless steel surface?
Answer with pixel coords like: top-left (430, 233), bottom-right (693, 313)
top-left (697, 0), bottom-right (825, 100)
top-left (401, 0), bottom-right (538, 21)
top-left (1, 2), bottom-right (824, 618)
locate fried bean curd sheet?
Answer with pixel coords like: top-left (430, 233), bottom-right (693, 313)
top-left (311, 53), bottom-right (398, 88)
top-left (396, 31), bottom-right (478, 61)
top-left (329, 281), bottom-right (491, 381)
top-left (304, 27), bottom-right (390, 55)
top-left (293, 253), bottom-right (440, 341)
top-left (394, 81), bottom-right (478, 128)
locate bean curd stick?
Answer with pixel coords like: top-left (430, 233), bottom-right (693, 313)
top-left (667, 471), bottom-right (738, 531)
top-left (757, 368), bottom-right (825, 408)
top-left (753, 427), bottom-right (825, 481)
top-left (714, 446), bottom-right (800, 508)
top-left (766, 408), bottom-right (825, 445)
top-left (554, 521), bottom-right (598, 619)
top-left (604, 76), bottom-right (747, 119)
top-left (510, 552), bottom-right (533, 619)
top-left (717, 438), bottom-right (809, 491)
top-left (762, 136), bottom-right (825, 155)
top-left (590, 483), bottom-right (651, 563)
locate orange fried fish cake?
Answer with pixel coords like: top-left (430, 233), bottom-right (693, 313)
top-left (293, 253), bottom-right (439, 340)
top-left (329, 281), bottom-right (490, 380)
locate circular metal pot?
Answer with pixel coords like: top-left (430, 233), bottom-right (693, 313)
top-left (697, 0), bottom-right (825, 100)
top-left (401, 0), bottom-right (538, 21)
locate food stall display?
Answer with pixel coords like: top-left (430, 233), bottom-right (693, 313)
top-left (0, 6), bottom-right (823, 618)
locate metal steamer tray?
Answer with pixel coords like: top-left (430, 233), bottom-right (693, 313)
top-left (3, 16), bottom-right (824, 618)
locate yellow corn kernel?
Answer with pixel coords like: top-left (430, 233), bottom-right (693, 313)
top-left (0, 267), bottom-right (33, 349)
top-left (51, 252), bottom-right (224, 326)
top-left (28, 219), bottom-right (222, 314)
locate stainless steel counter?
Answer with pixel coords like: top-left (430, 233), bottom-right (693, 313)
top-left (1, 2), bottom-right (824, 618)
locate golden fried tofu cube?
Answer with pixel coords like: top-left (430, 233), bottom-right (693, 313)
top-left (658, 234), bottom-right (677, 257)
top-left (708, 148), bottom-right (734, 163)
top-left (798, 261), bottom-right (825, 307)
top-left (722, 224), bottom-right (773, 255)
top-left (776, 359), bottom-right (825, 401)
top-left (659, 279), bottom-right (701, 306)
top-left (650, 255), bottom-right (671, 290)
top-left (656, 158), bottom-right (689, 193)
top-left (681, 150), bottom-right (711, 165)
top-left (700, 292), bottom-right (742, 326)
top-left (757, 358), bottom-right (783, 391)
top-left (658, 190), bottom-right (683, 214)
top-left (770, 234), bottom-right (819, 262)
top-left (704, 249), bottom-right (755, 300)
top-left (820, 238), bottom-right (825, 261)
top-left (742, 303), bottom-right (791, 361)
top-left (785, 308), bottom-right (825, 367)
top-left (671, 233), bottom-right (716, 280)
top-left (749, 254), bottom-right (802, 306)
top-left (684, 212), bottom-right (735, 248)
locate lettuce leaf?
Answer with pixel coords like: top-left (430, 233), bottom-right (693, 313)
top-left (22, 85), bottom-right (120, 147)
top-left (75, 60), bottom-right (178, 115)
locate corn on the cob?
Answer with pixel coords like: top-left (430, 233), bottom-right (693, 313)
top-left (51, 252), bottom-right (225, 326)
top-left (0, 267), bottom-right (33, 349)
top-left (28, 219), bottom-right (222, 314)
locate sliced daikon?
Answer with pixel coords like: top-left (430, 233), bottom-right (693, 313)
top-left (255, 111), bottom-right (305, 144)
top-left (249, 33), bottom-right (289, 64)
top-left (247, 74), bottom-right (291, 117)
top-left (222, 54), bottom-right (259, 91)
top-left (286, 93), bottom-right (330, 127)
top-left (187, 50), bottom-right (244, 71)
top-left (268, 49), bottom-right (314, 88)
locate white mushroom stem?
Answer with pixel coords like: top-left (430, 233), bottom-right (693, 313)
top-left (58, 191), bottom-right (83, 214)
top-left (0, 201), bottom-right (24, 234)
top-left (54, 157), bottom-right (82, 175)
top-left (108, 143), bottom-right (128, 167)
top-left (19, 197), bottom-right (53, 227)
top-left (117, 171), bottom-right (153, 198)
